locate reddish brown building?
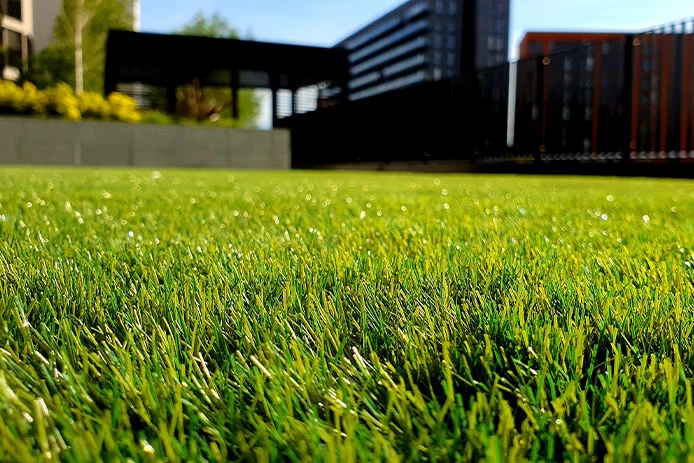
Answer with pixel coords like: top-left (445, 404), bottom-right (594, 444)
top-left (519, 32), bottom-right (626, 60)
top-left (514, 29), bottom-right (694, 158)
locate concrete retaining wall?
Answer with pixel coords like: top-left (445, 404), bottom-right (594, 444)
top-left (0, 117), bottom-right (291, 169)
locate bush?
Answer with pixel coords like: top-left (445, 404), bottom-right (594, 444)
top-left (140, 110), bottom-right (176, 125)
top-left (21, 83), bottom-right (48, 114)
top-left (0, 81), bottom-right (45, 115)
top-left (107, 92), bottom-right (141, 123)
top-left (77, 92), bottom-right (110, 120)
top-left (0, 81), bottom-right (142, 123)
top-left (44, 84), bottom-right (82, 121)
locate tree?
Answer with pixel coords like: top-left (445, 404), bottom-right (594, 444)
top-left (53, 0), bottom-right (132, 93)
top-left (175, 12), bottom-right (240, 39)
top-left (174, 12), bottom-right (260, 128)
top-left (20, 46), bottom-right (75, 90)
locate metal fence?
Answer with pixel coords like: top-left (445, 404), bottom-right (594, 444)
top-left (495, 19), bottom-right (694, 166)
top-left (278, 18), bottom-right (694, 172)
top-left (632, 22), bottom-right (694, 160)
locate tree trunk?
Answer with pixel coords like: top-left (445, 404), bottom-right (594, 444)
top-left (75, 0), bottom-right (84, 94)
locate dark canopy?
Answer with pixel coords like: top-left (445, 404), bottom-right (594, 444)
top-left (104, 30), bottom-right (348, 120)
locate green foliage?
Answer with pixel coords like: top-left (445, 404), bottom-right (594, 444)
top-left (52, 0), bottom-right (132, 93)
top-left (174, 11), bottom-right (260, 128)
top-left (139, 109), bottom-right (249, 128)
top-left (140, 110), bottom-right (176, 125)
top-left (19, 46), bottom-right (75, 90)
top-left (174, 11), bottom-right (241, 39)
top-left (0, 80), bottom-right (141, 122)
top-left (0, 170), bottom-right (692, 461)
top-left (201, 88), bottom-right (260, 128)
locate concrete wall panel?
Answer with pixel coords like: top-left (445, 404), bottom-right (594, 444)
top-left (79, 121), bottom-right (133, 166)
top-left (18, 119), bottom-right (78, 165)
top-left (0, 117), bottom-right (23, 165)
top-left (0, 117), bottom-right (291, 170)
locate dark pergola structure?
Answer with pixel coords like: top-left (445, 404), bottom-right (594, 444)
top-left (104, 30), bottom-right (348, 126)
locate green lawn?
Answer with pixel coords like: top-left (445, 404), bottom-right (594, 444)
top-left (0, 168), bottom-right (693, 461)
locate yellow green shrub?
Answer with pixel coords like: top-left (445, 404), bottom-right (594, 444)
top-left (107, 92), bottom-right (142, 123)
top-left (0, 82), bottom-right (143, 123)
top-left (0, 81), bottom-right (37, 114)
top-left (43, 84), bottom-right (82, 121)
top-left (22, 82), bottom-right (48, 114)
top-left (77, 91), bottom-right (111, 120)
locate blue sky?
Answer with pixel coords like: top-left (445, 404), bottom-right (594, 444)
top-left (142, 0), bottom-right (692, 59)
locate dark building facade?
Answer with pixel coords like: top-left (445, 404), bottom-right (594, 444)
top-left (336, 0), bottom-right (509, 101)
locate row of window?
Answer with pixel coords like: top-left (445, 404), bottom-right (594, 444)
top-left (344, 17), bottom-right (401, 50)
top-left (405, 2), bottom-right (430, 20)
top-left (348, 71), bottom-right (381, 90)
top-left (348, 54), bottom-right (428, 91)
top-left (350, 70), bottom-right (427, 101)
top-left (345, 0), bottom-right (460, 53)
top-left (349, 19), bottom-right (429, 64)
top-left (351, 36), bottom-right (429, 76)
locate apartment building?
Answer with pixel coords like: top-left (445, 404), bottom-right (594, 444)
top-left (0, 0), bottom-right (33, 80)
top-left (336, 0), bottom-right (510, 101)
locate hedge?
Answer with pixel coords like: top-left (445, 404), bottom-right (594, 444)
top-left (0, 81), bottom-right (142, 123)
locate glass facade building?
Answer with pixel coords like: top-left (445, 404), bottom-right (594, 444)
top-left (336, 0), bottom-right (510, 101)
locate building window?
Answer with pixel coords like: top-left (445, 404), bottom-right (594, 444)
top-left (344, 17), bottom-right (400, 50)
top-left (6, 0), bottom-right (22, 20)
top-left (6, 31), bottom-right (24, 68)
top-left (488, 36), bottom-right (496, 51)
top-left (448, 34), bottom-right (456, 49)
top-left (348, 19), bottom-right (429, 63)
top-left (435, 0), bottom-right (444, 14)
top-left (434, 33), bottom-right (442, 49)
top-left (434, 51), bottom-right (442, 65)
top-left (447, 52), bottom-right (456, 67)
top-left (449, 0), bottom-right (457, 15)
top-left (350, 37), bottom-right (429, 76)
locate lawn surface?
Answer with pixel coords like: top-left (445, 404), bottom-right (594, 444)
top-left (0, 168), bottom-right (693, 461)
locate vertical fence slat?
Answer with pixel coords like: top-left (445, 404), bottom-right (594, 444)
top-left (631, 37), bottom-right (642, 155)
top-left (622, 36), bottom-right (634, 161)
top-left (593, 45), bottom-right (602, 154)
top-left (540, 56), bottom-right (549, 156)
top-left (682, 29), bottom-right (692, 152)
top-left (660, 32), bottom-right (672, 153)
top-left (650, 35), bottom-right (660, 153)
